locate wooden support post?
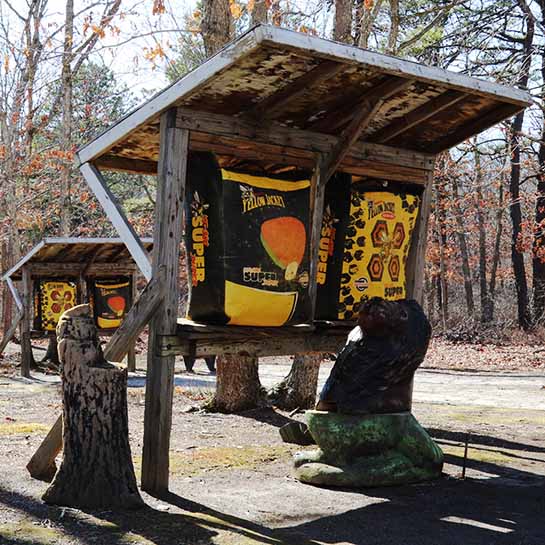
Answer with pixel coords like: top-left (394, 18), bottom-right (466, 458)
top-left (309, 96), bottom-right (386, 318)
top-left (406, 167), bottom-right (435, 305)
top-left (308, 157), bottom-right (327, 319)
top-left (126, 271), bottom-right (138, 372)
top-left (142, 109), bottom-right (188, 494)
top-left (20, 267), bottom-right (33, 377)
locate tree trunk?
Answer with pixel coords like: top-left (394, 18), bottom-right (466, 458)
top-left (488, 174), bottom-right (504, 320)
top-left (251, 0), bottom-right (267, 25)
top-left (533, 10), bottom-right (545, 322)
top-left (212, 355), bottom-right (264, 413)
top-left (1, 240), bottom-right (13, 338)
top-left (43, 305), bottom-right (142, 509)
top-left (451, 174), bottom-right (474, 316)
top-left (201, 0), bottom-right (233, 57)
top-left (59, 0), bottom-right (74, 236)
top-left (334, 0), bottom-right (353, 43)
top-left (357, 0), bottom-right (384, 48)
top-left (509, 0), bottom-right (533, 330)
top-left (474, 148), bottom-right (493, 322)
top-left (268, 355), bottom-right (321, 410)
top-left (510, 113), bottom-right (532, 330)
top-left (387, 0), bottom-right (399, 53)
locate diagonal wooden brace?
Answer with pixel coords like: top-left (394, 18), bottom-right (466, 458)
top-left (308, 93), bottom-right (388, 318)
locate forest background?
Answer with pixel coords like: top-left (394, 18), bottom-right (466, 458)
top-left (2, 0), bottom-right (545, 343)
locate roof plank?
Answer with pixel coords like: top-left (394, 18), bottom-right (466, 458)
top-left (248, 59), bottom-right (345, 120)
top-left (371, 90), bottom-right (467, 144)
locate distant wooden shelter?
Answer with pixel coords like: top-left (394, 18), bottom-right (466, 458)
top-left (41, 25), bottom-right (529, 494)
top-left (1, 238), bottom-right (153, 376)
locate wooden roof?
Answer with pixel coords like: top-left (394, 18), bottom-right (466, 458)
top-left (76, 25), bottom-right (531, 176)
top-left (3, 238), bottom-right (153, 281)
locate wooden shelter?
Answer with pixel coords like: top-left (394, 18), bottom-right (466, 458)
top-left (1, 238), bottom-right (153, 376)
top-left (68, 25), bottom-right (530, 494)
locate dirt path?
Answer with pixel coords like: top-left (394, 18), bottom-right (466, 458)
top-left (0, 342), bottom-right (543, 544)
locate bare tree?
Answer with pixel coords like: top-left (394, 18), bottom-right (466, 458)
top-left (201, 0), bottom-right (233, 56)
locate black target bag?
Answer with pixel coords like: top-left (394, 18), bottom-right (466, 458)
top-left (315, 173), bottom-right (352, 321)
top-left (91, 276), bottom-right (131, 329)
top-left (184, 152), bottom-right (227, 324)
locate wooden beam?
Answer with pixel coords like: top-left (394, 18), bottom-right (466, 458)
top-left (310, 76), bottom-right (415, 133)
top-left (308, 92), bottom-right (386, 317)
top-left (104, 266), bottom-right (166, 362)
top-left (176, 107), bottom-right (435, 171)
top-left (20, 267), bottom-right (32, 378)
top-left (430, 103), bottom-right (520, 153)
top-left (405, 167), bottom-right (435, 304)
top-left (95, 155), bottom-right (158, 175)
top-left (158, 330), bottom-right (349, 358)
top-left (126, 270), bottom-right (139, 372)
top-left (0, 306), bottom-right (23, 356)
top-left (79, 162), bottom-right (152, 280)
top-left (308, 157), bottom-right (328, 319)
top-left (322, 98), bottom-right (384, 182)
top-left (26, 263), bottom-right (136, 277)
top-left (371, 90), bottom-right (467, 144)
top-left (6, 277), bottom-right (23, 311)
top-left (249, 60), bottom-right (344, 120)
top-left (142, 110), bottom-right (188, 495)
top-left (26, 415), bottom-right (63, 482)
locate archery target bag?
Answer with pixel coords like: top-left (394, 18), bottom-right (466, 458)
top-left (33, 279), bottom-right (77, 331)
top-left (316, 179), bottom-right (421, 321)
top-left (91, 276), bottom-right (131, 329)
top-left (185, 153), bottom-right (312, 326)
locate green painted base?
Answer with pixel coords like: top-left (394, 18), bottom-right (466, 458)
top-left (294, 411), bottom-right (443, 488)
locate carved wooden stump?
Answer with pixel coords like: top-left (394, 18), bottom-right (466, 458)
top-left (42, 305), bottom-right (143, 509)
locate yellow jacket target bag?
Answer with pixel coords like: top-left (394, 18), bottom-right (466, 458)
top-left (34, 280), bottom-right (77, 331)
top-left (185, 153), bottom-right (321, 326)
top-left (316, 180), bottom-right (421, 321)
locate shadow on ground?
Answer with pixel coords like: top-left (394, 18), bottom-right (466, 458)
top-left (280, 429), bottom-right (545, 545)
top-left (0, 429), bottom-right (543, 545)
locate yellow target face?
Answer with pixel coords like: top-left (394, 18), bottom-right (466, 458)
top-left (38, 281), bottom-right (77, 331)
top-left (337, 191), bottom-right (420, 320)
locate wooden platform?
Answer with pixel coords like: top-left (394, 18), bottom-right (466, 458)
top-left (157, 319), bottom-right (354, 358)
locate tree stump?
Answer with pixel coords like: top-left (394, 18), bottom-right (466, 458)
top-left (268, 354), bottom-right (322, 410)
top-left (42, 304), bottom-right (143, 509)
top-left (212, 355), bottom-right (264, 412)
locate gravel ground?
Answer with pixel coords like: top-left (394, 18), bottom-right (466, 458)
top-left (0, 340), bottom-right (543, 545)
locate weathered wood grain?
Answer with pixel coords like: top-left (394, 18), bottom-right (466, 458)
top-left (249, 59), bottom-right (345, 120)
top-left (372, 90), bottom-right (467, 144)
top-left (405, 168), bottom-right (434, 304)
top-left (430, 103), bottom-right (521, 153)
top-left (79, 163), bottom-right (152, 280)
top-left (126, 270), bottom-right (139, 372)
top-left (158, 330), bottom-right (348, 358)
top-left (142, 110), bottom-right (188, 495)
top-left (26, 415), bottom-right (63, 482)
